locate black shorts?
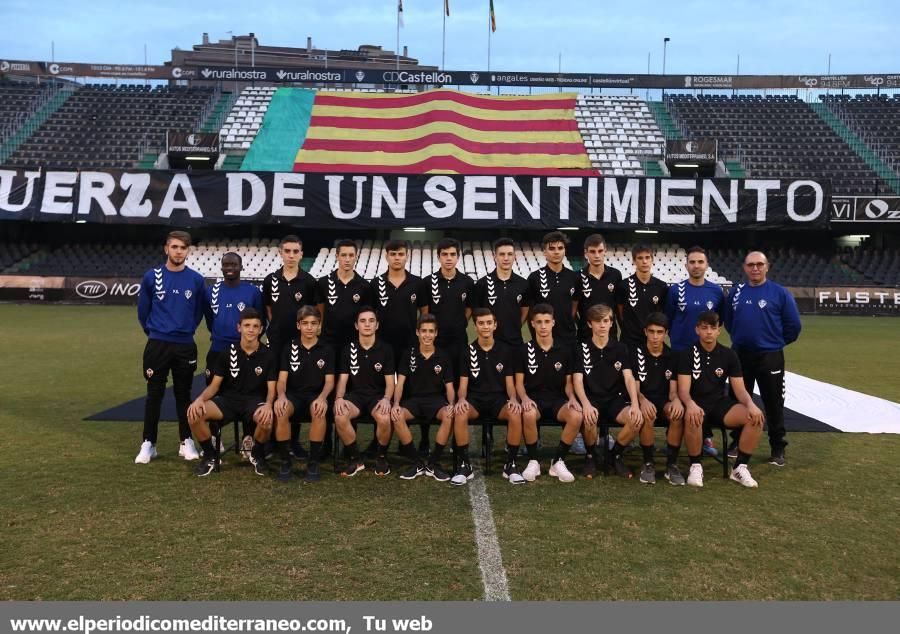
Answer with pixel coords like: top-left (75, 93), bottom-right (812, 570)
top-left (286, 392), bottom-right (320, 420)
top-left (467, 394), bottom-right (509, 420)
top-left (591, 396), bottom-right (631, 426)
top-left (400, 396), bottom-right (449, 420)
top-left (142, 339), bottom-right (197, 383)
top-left (344, 391), bottom-right (383, 417)
top-left (212, 394), bottom-right (265, 424)
top-left (532, 395), bottom-right (569, 423)
top-left (698, 397), bottom-right (740, 427)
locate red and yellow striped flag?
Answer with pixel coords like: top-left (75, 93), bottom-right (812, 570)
top-left (293, 89), bottom-right (595, 175)
top-left (490, 0), bottom-right (496, 32)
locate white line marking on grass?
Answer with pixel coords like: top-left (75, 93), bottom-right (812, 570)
top-left (468, 474), bottom-right (511, 601)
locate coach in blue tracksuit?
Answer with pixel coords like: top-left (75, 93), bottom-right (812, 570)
top-left (203, 252), bottom-right (265, 384)
top-left (665, 246), bottom-right (726, 352)
top-left (722, 251), bottom-right (802, 467)
top-left (135, 230), bottom-right (206, 465)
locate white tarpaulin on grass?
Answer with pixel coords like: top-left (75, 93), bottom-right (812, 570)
top-left (777, 372), bottom-right (900, 434)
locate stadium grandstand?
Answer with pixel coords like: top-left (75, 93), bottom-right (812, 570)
top-left (1, 32), bottom-right (899, 305)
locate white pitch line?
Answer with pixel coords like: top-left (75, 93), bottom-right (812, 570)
top-left (467, 474), bottom-right (511, 601)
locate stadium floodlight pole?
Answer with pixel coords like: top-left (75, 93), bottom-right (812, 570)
top-left (396, 0), bottom-right (402, 71)
top-left (662, 37), bottom-right (670, 99)
top-left (487, 5), bottom-right (492, 77)
top-left (442, 2), bottom-right (447, 70)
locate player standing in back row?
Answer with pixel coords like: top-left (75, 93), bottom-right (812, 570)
top-left (135, 230), bottom-right (206, 465)
top-left (526, 231), bottom-right (578, 348)
top-left (616, 244), bottom-right (669, 350)
top-left (574, 233), bottom-right (622, 341)
top-left (472, 238), bottom-right (529, 348)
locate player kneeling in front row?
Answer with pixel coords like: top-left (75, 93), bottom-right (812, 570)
top-left (188, 309), bottom-right (277, 476)
top-left (573, 304), bottom-right (643, 480)
top-left (273, 306), bottom-right (334, 483)
top-left (676, 311), bottom-right (765, 488)
top-left (633, 313), bottom-right (686, 485)
top-left (333, 308), bottom-right (395, 477)
top-left (453, 308), bottom-right (523, 485)
top-left (391, 314), bottom-right (456, 481)
top-left (516, 304), bottom-right (584, 483)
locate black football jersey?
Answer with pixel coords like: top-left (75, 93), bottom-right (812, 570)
top-left (615, 274), bottom-right (669, 347)
top-left (398, 346), bottom-right (454, 398)
top-left (526, 265), bottom-right (578, 343)
top-left (374, 271), bottom-right (421, 351)
top-left (574, 338), bottom-right (632, 400)
top-left (262, 268), bottom-right (318, 348)
top-left (318, 272), bottom-right (373, 350)
top-left (472, 270), bottom-right (529, 346)
top-left (459, 340), bottom-right (513, 397)
top-left (280, 339), bottom-right (335, 395)
top-left (633, 344), bottom-right (675, 403)
top-left (338, 339), bottom-right (395, 394)
top-left (417, 271), bottom-right (475, 346)
top-left (677, 343), bottom-right (742, 404)
top-left (574, 265), bottom-right (622, 339)
top-left (214, 343), bottom-right (278, 401)
top-left (516, 340), bottom-right (571, 399)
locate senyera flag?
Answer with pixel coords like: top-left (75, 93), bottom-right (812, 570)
top-left (293, 89), bottom-right (596, 175)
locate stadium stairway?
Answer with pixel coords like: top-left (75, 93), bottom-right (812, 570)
top-left (219, 154), bottom-right (245, 171)
top-left (724, 159), bottom-right (746, 178)
top-left (647, 101), bottom-right (682, 140)
top-left (0, 86), bottom-right (72, 165)
top-left (201, 91), bottom-right (235, 134)
top-left (810, 102), bottom-right (898, 194)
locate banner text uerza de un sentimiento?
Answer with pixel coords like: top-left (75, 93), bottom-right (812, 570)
top-left (0, 170), bottom-right (830, 230)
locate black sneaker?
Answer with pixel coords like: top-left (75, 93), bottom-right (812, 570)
top-left (583, 456), bottom-right (597, 480)
top-left (426, 463), bottom-right (451, 482)
top-left (613, 454), bottom-right (632, 479)
top-left (768, 452), bottom-right (785, 467)
top-left (253, 457), bottom-right (269, 477)
top-left (290, 442), bottom-right (308, 459)
top-left (502, 462), bottom-right (526, 484)
top-left (194, 457), bottom-right (217, 477)
top-left (400, 464), bottom-right (426, 480)
top-left (374, 456), bottom-right (391, 476)
top-left (277, 461), bottom-right (292, 482)
top-left (304, 462), bottom-right (321, 483)
top-left (450, 461), bottom-right (474, 486)
top-left (340, 461), bottom-right (365, 477)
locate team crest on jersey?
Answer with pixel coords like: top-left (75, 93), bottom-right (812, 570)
top-left (516, 294), bottom-right (523, 303)
top-left (651, 295), bottom-right (659, 304)
top-left (352, 293), bottom-right (361, 303)
top-left (706, 300), bottom-right (714, 310)
top-left (434, 364), bottom-right (443, 375)
top-left (145, 368), bottom-right (154, 378)
top-left (665, 369), bottom-right (673, 380)
top-left (461, 292), bottom-right (467, 301)
top-left (495, 363), bottom-right (504, 373)
top-left (184, 290), bottom-right (192, 300)
top-left (254, 366), bottom-right (263, 376)
top-left (614, 361), bottom-right (622, 371)
top-left (758, 299), bottom-right (768, 309)
top-left (554, 361), bottom-right (562, 371)
top-left (317, 358), bottom-right (325, 369)
top-left (715, 367), bottom-right (724, 377)
top-left (237, 302), bottom-right (246, 311)
top-left (608, 283), bottom-right (615, 292)
top-left (374, 362), bottom-right (383, 372)
top-left (410, 293), bottom-right (417, 303)
top-left (204, 368), bottom-right (211, 378)
top-left (294, 292), bottom-right (303, 302)
top-left (569, 287), bottom-right (575, 296)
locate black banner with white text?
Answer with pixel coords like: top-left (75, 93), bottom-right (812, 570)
top-left (0, 169), bottom-right (830, 230)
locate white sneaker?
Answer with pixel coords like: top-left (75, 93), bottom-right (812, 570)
top-left (522, 459), bottom-right (541, 482)
top-left (687, 463), bottom-right (704, 487)
top-left (134, 441), bottom-right (157, 464)
top-left (240, 435), bottom-right (254, 461)
top-left (179, 438), bottom-right (200, 461)
top-left (730, 464), bottom-right (759, 488)
top-left (548, 459), bottom-right (575, 483)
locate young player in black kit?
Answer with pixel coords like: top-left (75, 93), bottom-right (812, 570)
top-left (452, 308), bottom-right (523, 486)
top-left (633, 312), bottom-right (686, 485)
top-left (616, 244), bottom-right (669, 349)
top-left (391, 314), bottom-right (455, 481)
top-left (187, 309), bottom-right (277, 477)
top-left (333, 307), bottom-right (395, 477)
top-left (526, 231), bottom-right (578, 348)
top-left (472, 238), bottom-right (529, 347)
top-left (574, 233), bottom-right (622, 341)
top-left (273, 306), bottom-right (334, 483)
top-left (262, 235), bottom-right (319, 458)
top-left (515, 304), bottom-right (584, 483)
top-left (573, 304), bottom-right (643, 480)
top-left (677, 311), bottom-right (765, 488)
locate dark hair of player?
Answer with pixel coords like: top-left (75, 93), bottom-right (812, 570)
top-left (222, 251), bottom-right (242, 264)
top-left (645, 312), bottom-right (669, 330)
top-left (384, 239), bottom-right (410, 252)
top-left (541, 231), bottom-right (569, 248)
top-left (355, 305), bottom-right (378, 322)
top-left (631, 243), bottom-right (653, 258)
top-left (471, 307), bottom-right (495, 323)
top-left (436, 237), bottom-right (461, 255)
top-left (686, 245), bottom-right (707, 258)
top-left (585, 303), bottom-right (613, 323)
top-left (492, 237), bottom-right (516, 252)
top-left (280, 235), bottom-right (302, 248)
top-left (335, 239), bottom-right (358, 254)
top-left (239, 307), bottom-right (262, 323)
top-left (296, 305), bottom-right (322, 322)
top-left (583, 233), bottom-right (607, 251)
top-left (416, 313), bottom-right (439, 330)
top-left (166, 230), bottom-right (192, 246)
top-left (696, 311), bottom-right (720, 327)
top-left (528, 303), bottom-right (555, 321)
